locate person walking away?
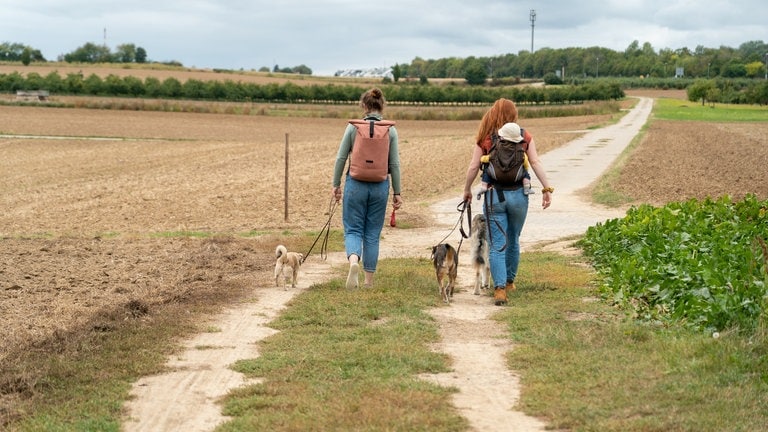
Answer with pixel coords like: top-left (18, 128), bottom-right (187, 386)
top-left (476, 121), bottom-right (533, 198)
top-left (332, 88), bottom-right (403, 289)
top-left (462, 98), bottom-right (554, 305)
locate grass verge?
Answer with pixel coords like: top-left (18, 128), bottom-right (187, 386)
top-left (503, 252), bottom-right (768, 431)
top-left (653, 97), bottom-right (768, 122)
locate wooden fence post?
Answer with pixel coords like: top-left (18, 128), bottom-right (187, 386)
top-left (284, 133), bottom-right (289, 222)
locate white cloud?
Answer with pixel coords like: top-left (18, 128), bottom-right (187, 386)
top-left (2, 0), bottom-right (765, 75)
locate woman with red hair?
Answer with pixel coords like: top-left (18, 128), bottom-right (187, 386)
top-left (462, 98), bottom-right (554, 306)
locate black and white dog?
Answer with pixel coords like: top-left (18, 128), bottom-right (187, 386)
top-left (469, 214), bottom-right (491, 295)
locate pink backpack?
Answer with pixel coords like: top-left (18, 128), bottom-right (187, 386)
top-left (348, 119), bottom-right (395, 182)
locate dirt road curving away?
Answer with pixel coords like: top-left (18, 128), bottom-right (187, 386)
top-left (122, 98), bottom-right (653, 431)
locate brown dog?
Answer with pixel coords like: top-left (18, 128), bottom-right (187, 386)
top-left (431, 243), bottom-right (458, 304)
top-left (469, 214), bottom-right (491, 295)
top-left (274, 244), bottom-right (303, 290)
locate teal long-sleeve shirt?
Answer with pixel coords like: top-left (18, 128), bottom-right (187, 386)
top-left (332, 114), bottom-right (401, 194)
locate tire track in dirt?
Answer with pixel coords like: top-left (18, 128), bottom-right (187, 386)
top-left (123, 97), bottom-right (652, 431)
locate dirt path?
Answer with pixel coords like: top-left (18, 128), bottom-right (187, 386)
top-left (122, 98), bottom-right (653, 431)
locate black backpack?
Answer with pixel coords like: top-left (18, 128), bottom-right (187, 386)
top-left (484, 131), bottom-right (528, 187)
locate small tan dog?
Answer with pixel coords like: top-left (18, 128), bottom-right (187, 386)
top-left (469, 213), bottom-right (491, 295)
top-left (431, 243), bottom-right (458, 304)
top-left (274, 244), bottom-right (303, 290)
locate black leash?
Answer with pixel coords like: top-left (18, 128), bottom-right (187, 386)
top-left (301, 197), bottom-right (338, 264)
top-left (457, 199), bottom-right (472, 240)
top-left (482, 188), bottom-right (508, 252)
top-left (435, 200), bottom-right (472, 256)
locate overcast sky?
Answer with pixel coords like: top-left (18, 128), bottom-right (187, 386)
top-left (3, 0), bottom-right (766, 76)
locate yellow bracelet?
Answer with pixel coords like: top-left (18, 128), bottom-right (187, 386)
top-left (541, 187), bottom-right (554, 193)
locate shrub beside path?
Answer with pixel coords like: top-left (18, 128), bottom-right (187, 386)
top-left (123, 98), bottom-right (653, 431)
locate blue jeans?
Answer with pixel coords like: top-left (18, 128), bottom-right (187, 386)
top-left (342, 175), bottom-right (390, 273)
top-left (483, 188), bottom-right (529, 288)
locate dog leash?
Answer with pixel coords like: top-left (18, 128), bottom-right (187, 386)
top-left (302, 196), bottom-right (338, 264)
top-left (457, 199), bottom-right (472, 240)
top-left (482, 188), bottom-right (508, 252)
top-left (456, 200), bottom-right (470, 256)
top-left (434, 199), bottom-right (472, 256)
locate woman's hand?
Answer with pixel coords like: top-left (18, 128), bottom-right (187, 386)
top-left (541, 189), bottom-right (552, 209)
top-left (332, 187), bottom-right (342, 203)
top-left (462, 190), bottom-right (473, 203)
top-left (392, 194), bottom-right (403, 210)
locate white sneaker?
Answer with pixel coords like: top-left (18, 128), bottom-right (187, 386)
top-left (346, 263), bottom-right (360, 290)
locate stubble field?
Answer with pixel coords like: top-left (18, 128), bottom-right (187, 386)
top-left (1, 89), bottom-right (767, 422)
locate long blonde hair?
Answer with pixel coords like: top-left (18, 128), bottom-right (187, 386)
top-left (475, 98), bottom-right (519, 146)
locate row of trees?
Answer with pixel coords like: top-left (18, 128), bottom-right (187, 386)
top-left (2, 41), bottom-right (153, 65)
top-left (267, 64), bottom-right (313, 75)
top-left (0, 42), bottom-right (45, 65)
top-left (0, 70), bottom-right (624, 104)
top-left (393, 40), bottom-right (768, 82)
top-left (4, 40), bottom-right (311, 74)
top-left (687, 78), bottom-right (768, 105)
top-left (61, 42), bottom-right (148, 64)
top-left (5, 39), bottom-right (767, 84)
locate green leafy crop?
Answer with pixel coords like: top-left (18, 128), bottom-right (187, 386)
top-left (579, 194), bottom-right (768, 333)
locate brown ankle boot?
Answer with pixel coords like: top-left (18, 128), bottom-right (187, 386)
top-left (506, 281), bottom-right (516, 294)
top-left (493, 287), bottom-right (507, 306)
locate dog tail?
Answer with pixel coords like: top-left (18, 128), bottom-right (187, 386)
top-left (471, 235), bottom-right (487, 265)
top-left (470, 216), bottom-right (488, 265)
top-left (432, 244), bottom-right (447, 267)
top-left (472, 247), bottom-right (486, 266)
top-left (275, 244), bottom-right (287, 258)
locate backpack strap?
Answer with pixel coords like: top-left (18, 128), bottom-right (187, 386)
top-left (361, 114), bottom-right (377, 139)
top-left (349, 119), bottom-right (396, 127)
